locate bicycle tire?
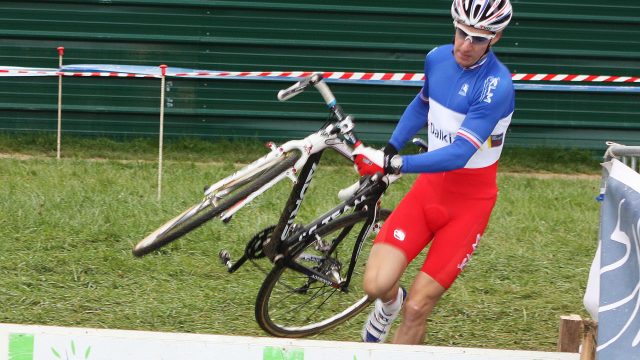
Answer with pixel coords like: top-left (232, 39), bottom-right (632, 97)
top-left (255, 208), bottom-right (392, 337)
top-left (132, 154), bottom-right (299, 257)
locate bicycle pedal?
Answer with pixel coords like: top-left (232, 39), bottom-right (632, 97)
top-left (219, 250), bottom-right (232, 267)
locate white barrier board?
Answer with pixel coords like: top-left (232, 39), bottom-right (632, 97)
top-left (0, 323), bottom-right (578, 360)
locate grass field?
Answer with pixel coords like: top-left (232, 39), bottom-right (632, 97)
top-left (0, 134), bottom-right (603, 351)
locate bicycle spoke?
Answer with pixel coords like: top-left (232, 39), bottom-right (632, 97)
top-left (299, 287), bottom-right (339, 323)
top-left (269, 274), bottom-right (332, 315)
top-left (274, 287), bottom-right (331, 322)
top-left (271, 281), bottom-right (340, 325)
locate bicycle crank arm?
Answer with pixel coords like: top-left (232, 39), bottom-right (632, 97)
top-left (218, 250), bottom-right (248, 273)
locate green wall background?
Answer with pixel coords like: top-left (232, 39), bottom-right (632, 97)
top-left (0, 1), bottom-right (638, 150)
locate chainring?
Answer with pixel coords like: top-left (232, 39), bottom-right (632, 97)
top-left (244, 225), bottom-right (276, 259)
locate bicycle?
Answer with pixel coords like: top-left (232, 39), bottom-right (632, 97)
top-left (133, 73), bottom-right (402, 337)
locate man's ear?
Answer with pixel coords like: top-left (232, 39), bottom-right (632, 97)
top-left (490, 31), bottom-right (503, 46)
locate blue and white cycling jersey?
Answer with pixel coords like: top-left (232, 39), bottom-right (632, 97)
top-left (389, 44), bottom-right (515, 173)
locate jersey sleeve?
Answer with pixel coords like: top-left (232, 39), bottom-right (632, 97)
top-left (388, 54), bottom-right (431, 152)
top-left (455, 75), bottom-right (514, 150)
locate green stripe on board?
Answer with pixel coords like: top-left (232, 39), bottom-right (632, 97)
top-left (263, 346), bottom-right (304, 360)
top-left (8, 333), bottom-right (34, 360)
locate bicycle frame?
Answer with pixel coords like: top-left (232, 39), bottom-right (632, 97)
top-left (219, 139), bottom-right (398, 293)
top-left (216, 73), bottom-right (400, 287)
top-left (219, 137), bottom-right (364, 273)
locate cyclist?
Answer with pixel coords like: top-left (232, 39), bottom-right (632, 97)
top-left (352, 0), bottom-right (515, 344)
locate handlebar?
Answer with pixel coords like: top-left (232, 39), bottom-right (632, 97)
top-left (278, 73), bottom-right (356, 144)
top-left (277, 73), bottom-right (336, 107)
top-left (337, 181), bottom-right (361, 201)
top-left (277, 74), bottom-right (315, 102)
top-left (338, 173), bottom-right (401, 201)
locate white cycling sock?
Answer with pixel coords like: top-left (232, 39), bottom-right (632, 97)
top-left (380, 287), bottom-right (403, 315)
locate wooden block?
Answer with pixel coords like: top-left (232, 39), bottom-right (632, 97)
top-left (558, 314), bottom-right (583, 353)
top-left (580, 319), bottom-right (598, 360)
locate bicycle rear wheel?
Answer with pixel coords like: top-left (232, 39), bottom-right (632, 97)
top-left (133, 153), bottom-right (299, 257)
top-left (255, 208), bottom-right (391, 337)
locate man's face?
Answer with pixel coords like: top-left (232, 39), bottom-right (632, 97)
top-left (453, 22), bottom-right (501, 68)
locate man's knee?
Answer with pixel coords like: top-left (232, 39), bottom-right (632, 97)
top-left (402, 296), bottom-right (438, 324)
top-left (362, 244), bottom-right (408, 299)
top-left (402, 273), bottom-right (445, 324)
top-left (363, 278), bottom-right (390, 299)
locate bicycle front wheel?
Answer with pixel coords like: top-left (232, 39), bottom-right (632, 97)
top-left (255, 208), bottom-right (391, 337)
top-left (133, 153), bottom-right (299, 257)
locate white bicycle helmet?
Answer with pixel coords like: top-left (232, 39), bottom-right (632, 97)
top-left (451, 0), bottom-right (513, 33)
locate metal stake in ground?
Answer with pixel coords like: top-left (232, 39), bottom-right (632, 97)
top-left (56, 47), bottom-right (64, 160)
top-left (157, 64), bottom-right (167, 201)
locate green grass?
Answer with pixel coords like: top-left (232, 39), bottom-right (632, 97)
top-left (0, 134), bottom-right (602, 351)
top-left (0, 132), bottom-right (603, 173)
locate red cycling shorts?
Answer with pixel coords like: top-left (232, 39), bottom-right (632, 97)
top-left (375, 162), bottom-right (499, 289)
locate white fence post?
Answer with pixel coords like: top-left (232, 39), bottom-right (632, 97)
top-left (157, 64), bottom-right (167, 201)
top-left (56, 47), bottom-right (64, 160)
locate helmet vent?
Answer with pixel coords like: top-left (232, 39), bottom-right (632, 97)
top-left (473, 4), bottom-right (481, 18)
top-left (451, 0), bottom-right (512, 33)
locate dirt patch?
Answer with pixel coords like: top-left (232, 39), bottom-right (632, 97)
top-left (0, 152), bottom-right (38, 160)
top-left (501, 172), bottom-right (600, 180)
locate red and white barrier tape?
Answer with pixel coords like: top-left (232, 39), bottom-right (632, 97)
top-left (58, 71), bottom-right (158, 78)
top-left (0, 68), bottom-right (59, 77)
top-left (2, 67), bottom-right (639, 83)
top-left (0, 68), bottom-right (158, 78)
top-left (171, 71), bottom-right (428, 82)
top-left (511, 73), bottom-right (640, 83)
top-left (171, 70), bottom-right (640, 83)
